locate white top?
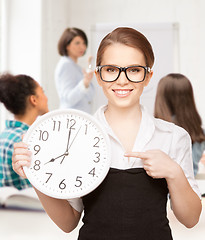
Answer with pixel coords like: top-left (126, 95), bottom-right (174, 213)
top-left (55, 56), bottom-right (95, 113)
top-left (68, 105), bottom-right (201, 212)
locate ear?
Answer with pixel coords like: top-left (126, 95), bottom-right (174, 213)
top-left (95, 71), bottom-right (103, 87)
top-left (29, 95), bottom-right (37, 107)
top-left (144, 70), bottom-right (153, 87)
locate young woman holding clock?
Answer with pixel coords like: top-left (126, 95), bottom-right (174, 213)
top-left (12, 27), bottom-right (202, 239)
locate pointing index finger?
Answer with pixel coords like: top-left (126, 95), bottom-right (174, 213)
top-left (124, 151), bottom-right (149, 160)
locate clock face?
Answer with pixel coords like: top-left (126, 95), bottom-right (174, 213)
top-left (23, 109), bottom-right (111, 199)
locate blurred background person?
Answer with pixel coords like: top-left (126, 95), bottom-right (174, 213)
top-left (200, 151), bottom-right (205, 167)
top-left (55, 27), bottom-right (95, 113)
top-left (154, 73), bottom-right (205, 176)
top-left (0, 73), bottom-right (48, 190)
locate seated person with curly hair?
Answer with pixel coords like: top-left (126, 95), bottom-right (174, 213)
top-left (0, 73), bottom-right (48, 190)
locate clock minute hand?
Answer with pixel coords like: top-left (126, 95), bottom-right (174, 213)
top-left (67, 125), bottom-right (82, 151)
top-left (65, 127), bottom-right (72, 152)
top-left (60, 125), bottom-right (82, 164)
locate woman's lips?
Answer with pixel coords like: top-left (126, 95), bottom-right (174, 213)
top-left (112, 89), bottom-right (133, 97)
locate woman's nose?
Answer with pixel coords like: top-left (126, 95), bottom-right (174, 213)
top-left (116, 71), bottom-right (129, 85)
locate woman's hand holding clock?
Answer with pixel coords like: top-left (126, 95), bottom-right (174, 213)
top-left (12, 141), bottom-right (31, 178)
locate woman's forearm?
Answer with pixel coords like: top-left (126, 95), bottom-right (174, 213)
top-left (167, 166), bottom-right (202, 228)
top-left (34, 187), bottom-right (81, 233)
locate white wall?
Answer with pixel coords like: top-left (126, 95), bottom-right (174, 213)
top-left (1, 0), bottom-right (41, 78)
top-left (40, 0), bottom-right (70, 111)
top-left (1, 0), bottom-right (205, 130)
top-left (0, 0), bottom-right (42, 130)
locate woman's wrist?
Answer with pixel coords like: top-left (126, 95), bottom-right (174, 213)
top-left (165, 162), bottom-right (183, 183)
top-left (83, 78), bottom-right (89, 88)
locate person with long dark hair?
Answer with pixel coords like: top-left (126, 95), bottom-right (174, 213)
top-left (154, 73), bottom-right (205, 175)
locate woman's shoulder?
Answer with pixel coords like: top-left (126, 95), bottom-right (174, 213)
top-left (56, 56), bottom-right (80, 71)
top-left (55, 57), bottom-right (77, 77)
top-left (153, 117), bottom-right (175, 131)
top-left (58, 56), bottom-right (73, 65)
top-left (153, 117), bottom-right (189, 139)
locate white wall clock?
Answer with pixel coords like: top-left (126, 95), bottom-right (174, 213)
top-left (23, 109), bottom-right (111, 199)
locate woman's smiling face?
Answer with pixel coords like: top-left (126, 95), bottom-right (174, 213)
top-left (96, 43), bottom-right (152, 110)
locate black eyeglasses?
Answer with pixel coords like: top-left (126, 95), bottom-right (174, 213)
top-left (96, 65), bottom-right (151, 83)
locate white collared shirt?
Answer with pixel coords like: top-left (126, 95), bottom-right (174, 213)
top-left (68, 105), bottom-right (201, 212)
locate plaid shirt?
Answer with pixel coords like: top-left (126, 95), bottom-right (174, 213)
top-left (0, 120), bottom-right (32, 190)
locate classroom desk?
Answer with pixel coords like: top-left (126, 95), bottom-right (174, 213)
top-left (0, 199), bottom-right (204, 240)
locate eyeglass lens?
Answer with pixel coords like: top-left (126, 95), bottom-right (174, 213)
top-left (100, 65), bottom-right (146, 82)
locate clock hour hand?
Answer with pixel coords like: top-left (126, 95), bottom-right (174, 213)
top-left (44, 153), bottom-right (67, 165)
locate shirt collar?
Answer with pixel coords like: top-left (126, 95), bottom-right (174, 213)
top-left (5, 120), bottom-right (29, 131)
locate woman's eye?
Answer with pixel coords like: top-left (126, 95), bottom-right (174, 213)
top-left (128, 67), bottom-right (139, 73)
top-left (107, 67), bottom-right (117, 73)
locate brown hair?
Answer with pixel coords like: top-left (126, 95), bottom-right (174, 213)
top-left (96, 27), bottom-right (154, 68)
top-left (0, 73), bottom-right (37, 115)
top-left (58, 28), bottom-right (88, 56)
top-left (154, 73), bottom-right (205, 143)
